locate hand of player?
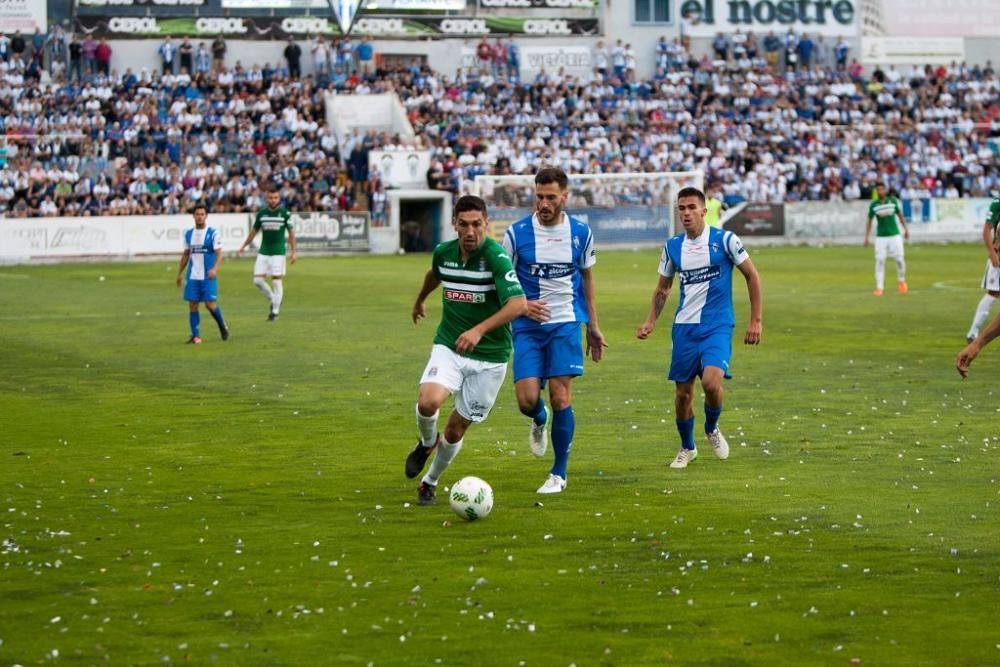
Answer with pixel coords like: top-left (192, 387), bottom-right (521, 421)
top-left (956, 341), bottom-right (979, 378)
top-left (289, 251), bottom-right (297, 264)
top-left (586, 325), bottom-right (608, 362)
top-left (455, 328), bottom-right (483, 355)
top-left (176, 274), bottom-right (182, 287)
top-left (237, 247), bottom-right (244, 257)
top-left (903, 228), bottom-right (910, 241)
top-left (745, 320), bottom-right (762, 345)
top-left (990, 251), bottom-right (1000, 269)
top-left (863, 237), bottom-right (869, 247)
top-left (412, 302), bottom-right (426, 324)
top-left (208, 268), bottom-right (217, 279)
top-left (636, 321), bottom-right (655, 339)
top-left (525, 300), bottom-right (550, 323)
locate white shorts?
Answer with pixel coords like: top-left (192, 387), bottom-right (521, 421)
top-left (254, 254), bottom-right (287, 277)
top-left (982, 259), bottom-right (1000, 292)
top-left (419, 344), bottom-right (507, 423)
top-left (874, 235), bottom-right (904, 261)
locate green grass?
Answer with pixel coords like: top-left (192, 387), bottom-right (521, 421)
top-left (1, 244), bottom-right (998, 666)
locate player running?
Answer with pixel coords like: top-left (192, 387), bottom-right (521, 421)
top-left (965, 197), bottom-right (1000, 343)
top-left (404, 195), bottom-right (527, 506)
top-left (864, 183), bottom-right (910, 296)
top-left (637, 186), bottom-right (763, 470)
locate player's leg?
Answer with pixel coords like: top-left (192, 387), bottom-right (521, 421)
top-left (186, 300), bottom-right (201, 343)
top-left (538, 323), bottom-right (585, 493)
top-left (968, 262), bottom-right (999, 341)
top-left (407, 345), bottom-right (462, 479)
top-left (205, 298), bottom-right (229, 340)
top-left (253, 254), bottom-right (274, 309)
top-left (270, 256), bottom-right (288, 316)
top-left (512, 329), bottom-right (549, 457)
top-left (668, 324), bottom-right (700, 469)
top-left (699, 326), bottom-right (733, 459)
top-left (891, 236), bottom-right (907, 292)
top-left (419, 357), bottom-right (506, 503)
top-left (873, 237), bottom-right (888, 295)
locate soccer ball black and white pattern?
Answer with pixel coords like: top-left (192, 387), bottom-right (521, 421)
top-left (449, 476), bottom-right (494, 521)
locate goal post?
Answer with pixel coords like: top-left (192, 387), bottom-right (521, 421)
top-left (472, 171), bottom-right (704, 246)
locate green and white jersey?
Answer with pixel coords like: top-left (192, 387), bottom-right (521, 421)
top-left (868, 196), bottom-right (903, 237)
top-left (987, 198), bottom-right (1000, 243)
top-left (432, 237), bottom-right (524, 363)
top-left (253, 207), bottom-right (293, 256)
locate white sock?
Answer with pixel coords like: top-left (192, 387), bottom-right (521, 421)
top-left (272, 279), bottom-right (283, 314)
top-left (971, 294), bottom-right (997, 333)
top-left (416, 404), bottom-right (439, 448)
top-left (895, 258), bottom-right (906, 283)
top-left (423, 437), bottom-right (463, 486)
top-left (254, 276), bottom-right (273, 301)
top-left (875, 258), bottom-right (886, 290)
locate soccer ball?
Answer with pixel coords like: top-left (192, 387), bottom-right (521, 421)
top-left (449, 476), bottom-right (493, 521)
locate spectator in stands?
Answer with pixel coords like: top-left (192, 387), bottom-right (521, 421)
top-left (357, 36), bottom-right (376, 79)
top-left (797, 33), bottom-right (814, 69)
top-left (211, 34), bottom-right (226, 70)
top-left (0, 33), bottom-right (9, 62)
top-left (95, 38), bottom-right (111, 76)
top-left (195, 41), bottom-right (211, 75)
top-left (312, 35), bottom-right (330, 77)
top-left (712, 32), bottom-right (728, 61)
top-left (159, 35), bottom-right (177, 74)
top-left (611, 39), bottom-right (626, 79)
top-left (783, 29), bottom-right (798, 70)
top-left (179, 37), bottom-right (194, 74)
top-left (81, 33), bottom-right (96, 78)
top-left (835, 37), bottom-right (850, 68)
top-left (593, 40), bottom-right (609, 79)
top-left (11, 30), bottom-right (26, 62)
top-left (284, 38), bottom-right (302, 79)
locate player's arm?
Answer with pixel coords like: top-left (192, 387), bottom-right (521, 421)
top-left (737, 256), bottom-right (763, 344)
top-left (581, 267), bottom-right (608, 362)
top-left (176, 248), bottom-right (190, 287)
top-left (455, 295), bottom-right (527, 355)
top-left (287, 225), bottom-right (297, 264)
top-left (863, 214), bottom-right (873, 247)
top-left (637, 274), bottom-right (673, 339)
top-left (896, 203), bottom-right (909, 240)
top-left (237, 227), bottom-right (258, 255)
top-left (957, 310), bottom-right (1000, 378)
top-left (208, 243), bottom-right (223, 280)
top-left (412, 269), bottom-right (440, 324)
top-left (983, 222), bottom-right (999, 268)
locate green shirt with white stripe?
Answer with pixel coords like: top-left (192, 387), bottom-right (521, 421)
top-left (868, 196), bottom-right (903, 237)
top-left (432, 237), bottom-right (524, 363)
top-left (253, 207), bottom-right (293, 256)
top-left (987, 198), bottom-right (1000, 243)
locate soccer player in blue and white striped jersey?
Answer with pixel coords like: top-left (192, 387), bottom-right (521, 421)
top-left (637, 187), bottom-right (762, 470)
top-left (503, 167), bottom-right (608, 494)
top-left (176, 204), bottom-right (229, 344)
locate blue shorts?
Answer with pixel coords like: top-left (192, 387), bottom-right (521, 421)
top-left (512, 322), bottom-right (584, 382)
top-left (183, 279), bottom-right (218, 303)
top-left (668, 323), bottom-right (734, 383)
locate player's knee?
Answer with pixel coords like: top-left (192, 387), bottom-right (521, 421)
top-left (416, 398), bottom-right (440, 417)
top-left (702, 377), bottom-right (723, 398)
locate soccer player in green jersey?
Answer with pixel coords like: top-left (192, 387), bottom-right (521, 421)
top-left (864, 183), bottom-right (910, 296)
top-left (404, 195), bottom-right (527, 506)
top-left (965, 198), bottom-right (1000, 342)
top-left (238, 186), bottom-right (297, 321)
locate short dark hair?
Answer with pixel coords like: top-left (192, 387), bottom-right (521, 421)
top-left (265, 184), bottom-right (281, 194)
top-left (453, 195), bottom-right (488, 219)
top-left (677, 186), bottom-right (706, 205)
top-left (535, 167), bottom-right (568, 190)
top-left (191, 203), bottom-right (208, 213)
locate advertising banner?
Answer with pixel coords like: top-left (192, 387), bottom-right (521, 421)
top-left (860, 37), bottom-right (965, 65)
top-left (78, 0), bottom-right (204, 7)
top-left (784, 198), bottom-right (987, 242)
top-left (487, 206), bottom-right (672, 245)
top-left (288, 211), bottom-right (370, 251)
top-left (519, 44), bottom-right (594, 80)
top-left (76, 15), bottom-right (600, 37)
top-left (125, 214), bottom-right (250, 255)
top-left (876, 0), bottom-right (1000, 38)
top-left (221, 0), bottom-right (466, 8)
top-left (722, 202), bottom-right (785, 236)
top-left (369, 150), bottom-right (432, 189)
top-left (0, 0), bottom-right (46, 33)
top-left (678, 0), bottom-right (858, 37)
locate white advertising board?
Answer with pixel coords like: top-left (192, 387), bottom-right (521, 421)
top-left (0, 0), bottom-right (46, 34)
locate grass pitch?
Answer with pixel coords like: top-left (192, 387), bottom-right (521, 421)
top-left (1, 244), bottom-right (998, 666)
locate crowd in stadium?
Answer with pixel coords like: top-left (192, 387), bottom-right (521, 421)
top-left (0, 26), bottom-right (997, 218)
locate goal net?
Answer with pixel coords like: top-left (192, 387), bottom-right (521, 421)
top-left (473, 171), bottom-right (704, 246)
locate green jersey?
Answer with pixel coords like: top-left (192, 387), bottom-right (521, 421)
top-left (987, 198), bottom-right (1000, 243)
top-left (432, 237), bottom-right (524, 363)
top-left (254, 207), bottom-right (293, 256)
top-left (868, 196), bottom-right (903, 237)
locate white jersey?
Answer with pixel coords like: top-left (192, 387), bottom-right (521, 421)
top-left (659, 225), bottom-right (748, 326)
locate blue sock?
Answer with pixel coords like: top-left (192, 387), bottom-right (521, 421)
top-left (676, 417), bottom-right (696, 450)
top-left (550, 406), bottom-right (574, 479)
top-left (524, 397), bottom-right (547, 426)
top-left (188, 311), bottom-right (200, 337)
top-left (210, 306), bottom-right (227, 330)
top-left (705, 403), bottom-right (722, 434)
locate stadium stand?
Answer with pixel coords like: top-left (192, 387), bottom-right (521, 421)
top-left (0, 31), bottom-right (997, 218)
